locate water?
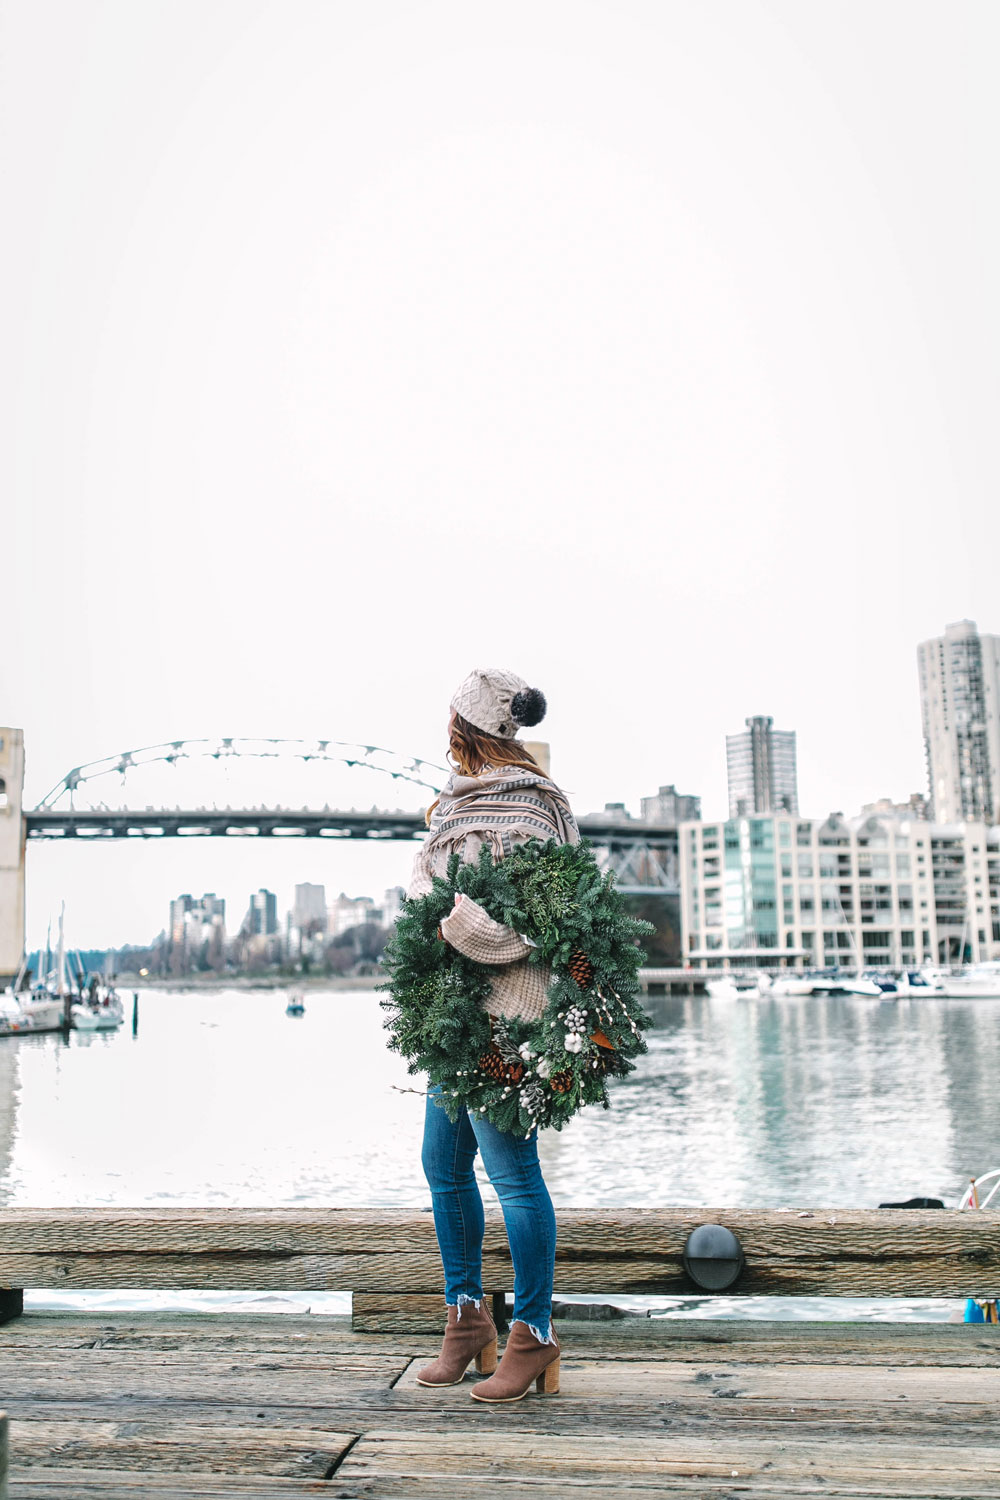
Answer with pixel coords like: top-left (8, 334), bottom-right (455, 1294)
top-left (2, 988), bottom-right (997, 1320)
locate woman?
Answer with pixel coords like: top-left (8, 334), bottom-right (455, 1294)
top-left (408, 666), bottom-right (578, 1403)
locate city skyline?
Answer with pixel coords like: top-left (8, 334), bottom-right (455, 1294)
top-left (14, 606), bottom-right (999, 956)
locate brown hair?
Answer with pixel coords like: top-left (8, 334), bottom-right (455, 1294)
top-left (425, 712), bottom-right (542, 824)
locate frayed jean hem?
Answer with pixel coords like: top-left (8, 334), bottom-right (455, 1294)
top-left (448, 1294), bottom-right (483, 1320)
top-left (512, 1315), bottom-right (557, 1347)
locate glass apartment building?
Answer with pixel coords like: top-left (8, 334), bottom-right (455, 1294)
top-left (681, 811), bottom-right (1000, 969)
top-left (918, 619), bottom-right (1000, 824)
top-left (726, 716), bottom-right (798, 818)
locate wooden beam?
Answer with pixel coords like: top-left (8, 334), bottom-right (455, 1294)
top-left (0, 1206), bottom-right (997, 1298)
top-left (351, 1291), bottom-right (508, 1333)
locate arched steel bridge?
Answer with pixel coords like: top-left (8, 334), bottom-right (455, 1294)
top-left (23, 737), bottom-right (678, 893)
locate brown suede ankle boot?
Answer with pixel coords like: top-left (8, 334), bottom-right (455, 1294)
top-left (415, 1300), bottom-right (498, 1387)
top-left (469, 1318), bottom-right (560, 1402)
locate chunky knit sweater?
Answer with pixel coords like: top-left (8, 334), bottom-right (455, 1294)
top-left (406, 766), bottom-right (580, 1022)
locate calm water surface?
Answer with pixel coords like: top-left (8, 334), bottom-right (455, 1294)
top-left (1, 988), bottom-right (997, 1320)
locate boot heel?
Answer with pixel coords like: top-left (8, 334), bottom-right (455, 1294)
top-left (536, 1356), bottom-right (560, 1394)
top-left (474, 1338), bottom-right (498, 1375)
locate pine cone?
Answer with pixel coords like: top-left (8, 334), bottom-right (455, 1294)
top-left (477, 1044), bottom-right (507, 1082)
top-left (568, 950), bottom-right (594, 990)
top-left (477, 1043), bottom-right (525, 1085)
top-left (550, 1069), bottom-right (574, 1093)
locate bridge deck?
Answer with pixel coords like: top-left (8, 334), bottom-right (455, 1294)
top-left (1, 1307), bottom-right (997, 1497)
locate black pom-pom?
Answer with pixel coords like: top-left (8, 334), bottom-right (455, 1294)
top-left (511, 687), bottom-right (546, 728)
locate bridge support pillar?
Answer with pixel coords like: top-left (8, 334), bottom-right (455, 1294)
top-left (0, 729), bottom-right (25, 986)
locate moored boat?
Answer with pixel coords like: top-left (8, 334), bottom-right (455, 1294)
top-left (941, 962), bottom-right (1000, 999)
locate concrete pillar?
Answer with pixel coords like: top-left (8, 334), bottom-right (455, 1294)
top-left (0, 729), bottom-right (25, 985)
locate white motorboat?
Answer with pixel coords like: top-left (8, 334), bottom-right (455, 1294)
top-left (941, 962), bottom-right (1000, 999)
top-left (770, 974), bottom-right (818, 997)
top-left (896, 967), bottom-right (948, 997)
top-left (706, 974), bottom-right (772, 1000)
top-left (809, 972), bottom-right (883, 998)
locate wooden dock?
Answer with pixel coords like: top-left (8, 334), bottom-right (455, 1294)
top-left (1, 1207), bottom-right (998, 1497)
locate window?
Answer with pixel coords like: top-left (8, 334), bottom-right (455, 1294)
top-left (798, 855), bottom-right (814, 879)
top-left (0, 775), bottom-right (6, 809)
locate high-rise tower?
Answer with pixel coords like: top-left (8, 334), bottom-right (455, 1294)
top-left (0, 728), bottom-right (25, 982)
top-left (726, 716), bottom-right (798, 818)
top-left (918, 619), bottom-right (1000, 824)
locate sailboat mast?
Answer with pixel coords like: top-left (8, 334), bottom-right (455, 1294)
top-left (56, 902), bottom-right (67, 998)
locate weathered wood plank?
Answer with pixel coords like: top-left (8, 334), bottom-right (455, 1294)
top-left (335, 1428), bottom-right (1000, 1496)
top-left (6, 1472), bottom-right (345, 1498)
top-left (0, 1350), bottom-right (409, 1407)
top-left (393, 1354), bottom-right (1000, 1404)
top-left (2, 1394), bottom-right (991, 1447)
top-left (353, 1292), bottom-right (502, 1332)
top-left (5, 1418), bottom-right (357, 1476)
top-left (2, 1207), bottom-right (998, 1296)
top-left (352, 1293), bottom-right (444, 1333)
top-left (4, 1310), bottom-right (997, 1361)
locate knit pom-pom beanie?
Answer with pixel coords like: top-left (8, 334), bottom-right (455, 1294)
top-left (450, 668), bottom-right (547, 739)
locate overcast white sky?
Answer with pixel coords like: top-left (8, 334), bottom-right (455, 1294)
top-left (4, 1), bottom-right (998, 949)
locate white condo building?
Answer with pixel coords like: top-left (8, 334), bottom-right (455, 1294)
top-left (681, 811), bottom-right (1000, 970)
top-left (918, 619), bottom-right (1000, 825)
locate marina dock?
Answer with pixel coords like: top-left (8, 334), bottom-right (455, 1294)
top-left (2, 1309), bottom-right (999, 1497)
top-left (0, 1207), bottom-right (998, 1497)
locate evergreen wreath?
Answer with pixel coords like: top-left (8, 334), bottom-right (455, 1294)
top-left (380, 838), bottom-right (653, 1136)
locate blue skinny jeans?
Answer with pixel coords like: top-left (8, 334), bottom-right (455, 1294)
top-left (421, 1085), bottom-right (557, 1344)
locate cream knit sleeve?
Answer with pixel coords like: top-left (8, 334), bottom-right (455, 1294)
top-left (439, 896), bottom-right (533, 965)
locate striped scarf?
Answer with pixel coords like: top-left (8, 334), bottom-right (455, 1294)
top-left (426, 767), bottom-right (579, 862)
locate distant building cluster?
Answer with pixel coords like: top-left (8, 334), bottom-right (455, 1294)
top-left (160, 881), bottom-right (406, 976)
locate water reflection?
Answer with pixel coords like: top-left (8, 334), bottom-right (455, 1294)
top-left (540, 992), bottom-right (996, 1209)
top-left (0, 988), bottom-right (996, 1318)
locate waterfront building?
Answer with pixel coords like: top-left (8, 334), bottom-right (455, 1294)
top-left (327, 892), bottom-right (378, 937)
top-left (292, 882), bottom-right (327, 934)
top-left (168, 892), bottom-right (226, 971)
top-left (0, 727), bottom-right (25, 982)
top-left (681, 811), bottom-right (1000, 970)
top-left (522, 740), bottom-right (550, 776)
top-left (861, 794), bottom-right (929, 821)
top-left (380, 886), bottom-right (405, 927)
top-left (640, 785), bottom-right (702, 825)
top-left (918, 619), bottom-right (1000, 824)
top-left (246, 889), bottom-right (278, 937)
top-left (726, 716), bottom-right (798, 817)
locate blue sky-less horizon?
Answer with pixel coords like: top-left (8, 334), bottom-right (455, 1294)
top-left (4, 1), bottom-right (998, 947)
